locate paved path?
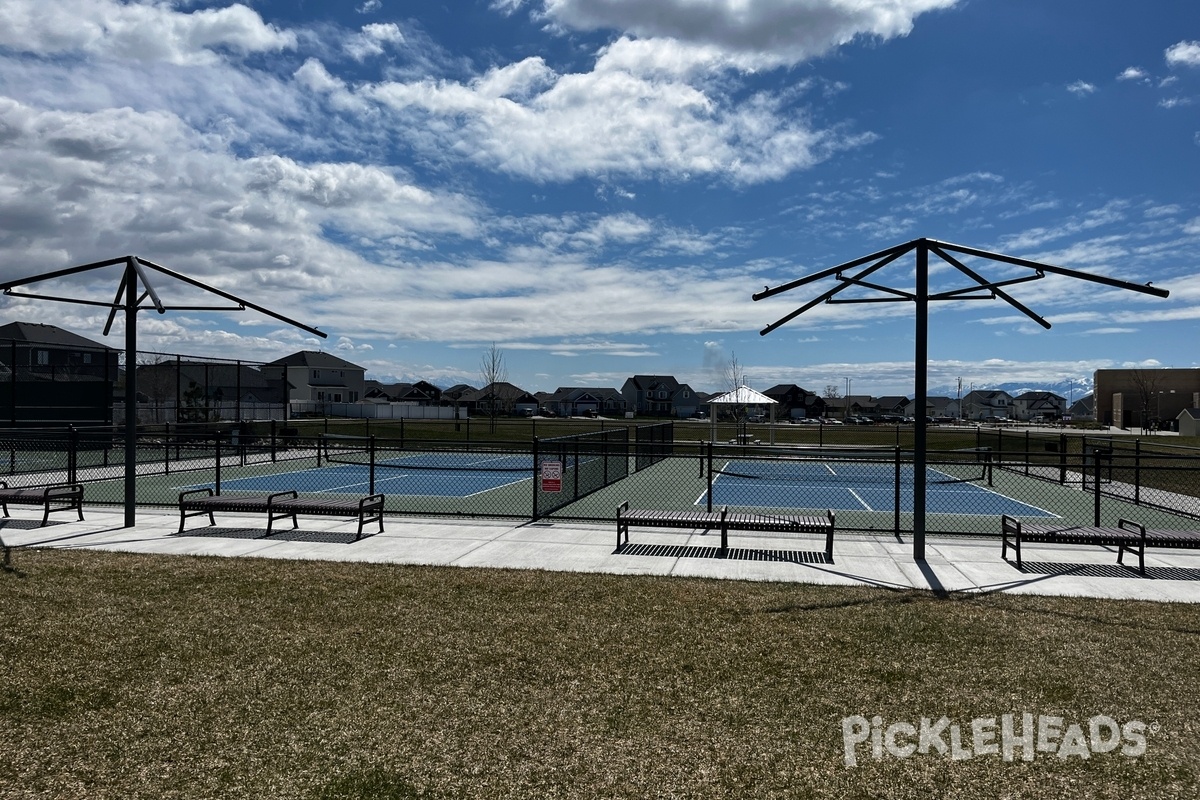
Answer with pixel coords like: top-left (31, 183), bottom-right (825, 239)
top-left (3, 506), bottom-right (1199, 603)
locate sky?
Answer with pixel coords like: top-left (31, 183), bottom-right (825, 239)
top-left (0, 0), bottom-right (1197, 398)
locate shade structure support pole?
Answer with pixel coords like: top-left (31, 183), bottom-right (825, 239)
top-left (913, 241), bottom-right (929, 560)
top-left (124, 257), bottom-right (138, 528)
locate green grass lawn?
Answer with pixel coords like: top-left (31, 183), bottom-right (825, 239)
top-left (2, 550), bottom-right (1198, 799)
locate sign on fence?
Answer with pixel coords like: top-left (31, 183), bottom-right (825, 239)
top-left (540, 459), bottom-right (562, 493)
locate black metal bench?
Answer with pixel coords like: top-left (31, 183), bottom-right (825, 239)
top-left (1001, 514), bottom-right (1200, 575)
top-left (617, 502), bottom-right (836, 558)
top-left (0, 482), bottom-right (85, 526)
top-left (179, 489), bottom-right (385, 539)
top-left (724, 510), bottom-right (836, 559)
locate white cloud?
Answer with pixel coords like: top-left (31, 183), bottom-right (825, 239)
top-left (1165, 40), bottom-right (1200, 68)
top-left (1184, 217), bottom-right (1200, 235)
top-left (347, 43), bottom-right (872, 183)
top-left (357, 0), bottom-right (382, 12)
top-left (0, 98), bottom-right (482, 324)
top-left (0, 0), bottom-right (296, 65)
top-left (1159, 97), bottom-right (1194, 109)
top-left (1116, 66), bottom-right (1149, 82)
top-left (345, 22), bottom-right (406, 61)
top-left (1067, 80), bottom-right (1096, 96)
top-left (538, 0), bottom-right (961, 67)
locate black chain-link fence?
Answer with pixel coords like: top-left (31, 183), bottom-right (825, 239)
top-left (3, 421), bottom-right (1199, 537)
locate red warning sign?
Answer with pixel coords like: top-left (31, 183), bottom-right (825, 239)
top-left (540, 459), bottom-right (562, 493)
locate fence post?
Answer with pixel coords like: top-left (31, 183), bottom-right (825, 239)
top-left (1058, 433), bottom-right (1067, 484)
top-left (214, 432), bottom-right (222, 495)
top-left (893, 446), bottom-right (901, 537)
top-left (531, 436), bottom-right (540, 520)
top-left (1134, 439), bottom-right (1141, 507)
top-left (603, 429), bottom-right (609, 486)
top-left (573, 435), bottom-right (580, 498)
top-left (270, 419), bottom-right (277, 463)
top-left (369, 434), bottom-right (376, 495)
top-left (67, 425), bottom-right (78, 485)
top-left (706, 440), bottom-right (714, 513)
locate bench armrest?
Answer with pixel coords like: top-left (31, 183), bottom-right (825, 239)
top-left (179, 488), bottom-right (215, 502)
top-left (267, 490), bottom-right (300, 507)
top-left (1118, 519), bottom-right (1146, 538)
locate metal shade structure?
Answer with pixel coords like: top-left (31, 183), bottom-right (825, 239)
top-left (753, 237), bottom-right (1170, 560)
top-left (707, 385), bottom-right (778, 443)
top-left (0, 255), bottom-right (327, 527)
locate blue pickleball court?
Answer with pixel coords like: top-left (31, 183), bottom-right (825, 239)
top-left (196, 452), bottom-right (535, 498)
top-left (706, 459), bottom-right (1055, 517)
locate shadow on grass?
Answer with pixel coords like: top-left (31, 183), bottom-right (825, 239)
top-left (313, 768), bottom-right (428, 800)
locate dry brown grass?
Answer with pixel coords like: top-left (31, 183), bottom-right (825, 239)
top-left (1, 549), bottom-right (1198, 799)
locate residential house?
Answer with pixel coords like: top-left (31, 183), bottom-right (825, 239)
top-left (875, 395), bottom-right (910, 420)
top-left (1012, 391), bottom-right (1067, 422)
top-left (763, 384), bottom-right (826, 420)
top-left (1068, 394), bottom-right (1094, 422)
top-left (825, 394), bottom-right (879, 420)
top-left (960, 390), bottom-right (1014, 421)
top-left (262, 351), bottom-right (366, 404)
top-left (364, 380), bottom-right (442, 405)
top-left (906, 396), bottom-right (960, 421)
top-left (621, 375), bottom-right (699, 418)
top-left (540, 387), bottom-right (626, 417)
top-left (460, 382), bottom-right (538, 416)
top-left (0, 321), bottom-right (119, 425)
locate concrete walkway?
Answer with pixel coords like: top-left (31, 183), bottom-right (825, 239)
top-left (3, 506), bottom-right (1199, 603)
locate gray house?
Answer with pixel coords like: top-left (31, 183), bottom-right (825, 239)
top-left (262, 351), bottom-right (366, 404)
top-left (621, 375), bottom-right (699, 418)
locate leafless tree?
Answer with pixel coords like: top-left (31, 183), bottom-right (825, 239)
top-left (721, 351), bottom-right (748, 422)
top-left (1128, 369), bottom-right (1163, 430)
top-left (479, 342), bottom-right (508, 432)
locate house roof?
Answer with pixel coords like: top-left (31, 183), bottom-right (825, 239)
top-left (548, 387), bottom-right (623, 402)
top-left (625, 375), bottom-right (681, 391)
top-left (1016, 391), bottom-right (1066, 402)
top-left (459, 382), bottom-right (535, 403)
top-left (0, 321), bottom-right (115, 350)
top-left (265, 350), bottom-right (364, 370)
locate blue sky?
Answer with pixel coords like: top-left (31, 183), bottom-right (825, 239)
top-left (0, 0), bottom-right (1197, 396)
